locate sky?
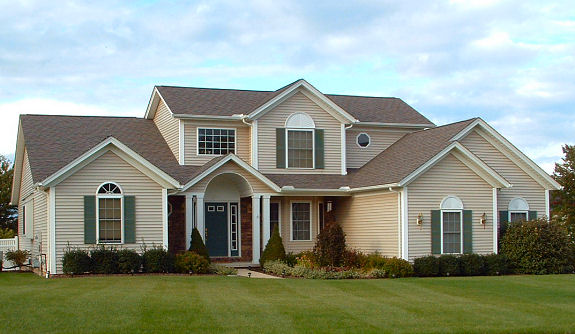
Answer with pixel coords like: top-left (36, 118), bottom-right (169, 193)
top-left (1, 0), bottom-right (574, 173)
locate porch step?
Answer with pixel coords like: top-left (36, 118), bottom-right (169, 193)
top-left (216, 261), bottom-right (259, 269)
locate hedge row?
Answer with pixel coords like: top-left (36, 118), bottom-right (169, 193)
top-left (62, 246), bottom-right (211, 275)
top-left (413, 254), bottom-right (510, 277)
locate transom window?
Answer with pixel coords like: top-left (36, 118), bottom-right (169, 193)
top-left (198, 128), bottom-right (236, 155)
top-left (440, 196), bottom-right (464, 254)
top-left (291, 202), bottom-right (311, 241)
top-left (508, 197), bottom-right (529, 223)
top-left (97, 182), bottom-right (123, 244)
top-left (356, 133), bottom-right (370, 148)
top-left (287, 130), bottom-right (313, 168)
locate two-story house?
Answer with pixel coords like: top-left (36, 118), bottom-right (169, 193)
top-left (11, 79), bottom-right (560, 276)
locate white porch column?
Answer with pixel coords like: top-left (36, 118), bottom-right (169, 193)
top-left (262, 195), bottom-right (271, 248)
top-left (252, 194), bottom-right (261, 264)
top-left (185, 193), bottom-right (194, 249)
top-left (196, 194), bottom-right (205, 241)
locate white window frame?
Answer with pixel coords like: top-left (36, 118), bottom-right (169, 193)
top-left (509, 211), bottom-right (528, 223)
top-left (440, 210), bottom-right (463, 255)
top-left (270, 201), bottom-right (282, 237)
top-left (196, 127), bottom-right (237, 156)
top-left (96, 182), bottom-right (124, 245)
top-left (229, 202), bottom-right (240, 255)
top-left (290, 200), bottom-right (312, 242)
top-left (508, 197), bottom-right (529, 222)
top-left (286, 129), bottom-right (315, 169)
top-left (356, 132), bottom-right (371, 148)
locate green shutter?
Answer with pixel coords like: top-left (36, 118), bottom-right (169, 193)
top-left (431, 210), bottom-right (441, 254)
top-left (314, 129), bottom-right (325, 169)
top-left (276, 128), bottom-right (286, 168)
top-left (124, 196), bottom-right (136, 243)
top-left (499, 211), bottom-right (509, 240)
top-left (463, 210), bottom-right (473, 254)
top-left (84, 196), bottom-right (96, 244)
top-left (528, 211), bottom-right (537, 221)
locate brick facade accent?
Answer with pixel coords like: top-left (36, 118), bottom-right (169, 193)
top-left (168, 195), bottom-right (186, 254)
top-left (239, 197), bottom-right (253, 262)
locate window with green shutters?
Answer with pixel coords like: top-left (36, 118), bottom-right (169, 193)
top-left (432, 196), bottom-right (472, 254)
top-left (276, 112), bottom-right (325, 170)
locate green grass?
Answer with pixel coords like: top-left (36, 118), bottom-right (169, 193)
top-left (1, 273), bottom-right (574, 333)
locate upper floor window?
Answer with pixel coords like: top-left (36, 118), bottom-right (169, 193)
top-left (97, 182), bottom-right (123, 244)
top-left (286, 113), bottom-right (315, 169)
top-left (198, 128), bottom-right (236, 155)
top-left (508, 197), bottom-right (529, 223)
top-left (356, 133), bottom-right (370, 148)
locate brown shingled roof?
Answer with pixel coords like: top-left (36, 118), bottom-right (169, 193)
top-left (157, 82), bottom-right (434, 125)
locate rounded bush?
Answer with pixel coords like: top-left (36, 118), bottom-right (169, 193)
top-left (382, 257), bottom-right (414, 278)
top-left (459, 254), bottom-right (485, 276)
top-left (362, 253), bottom-right (387, 270)
top-left (500, 218), bottom-right (574, 274)
top-left (175, 251), bottom-right (210, 274)
top-left (142, 247), bottom-right (175, 273)
top-left (413, 255), bottom-right (440, 277)
top-left (438, 255), bottom-right (461, 276)
top-left (483, 253), bottom-right (510, 276)
top-left (260, 225), bottom-right (286, 267)
top-left (62, 249), bottom-right (92, 275)
top-left (90, 247), bottom-right (119, 274)
top-left (117, 249), bottom-right (142, 274)
top-left (342, 249), bottom-right (366, 269)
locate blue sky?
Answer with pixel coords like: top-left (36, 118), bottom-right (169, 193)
top-left (1, 0), bottom-right (574, 172)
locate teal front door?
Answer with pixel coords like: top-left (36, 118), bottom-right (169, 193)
top-left (205, 203), bottom-right (228, 257)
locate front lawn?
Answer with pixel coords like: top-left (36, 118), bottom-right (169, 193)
top-left (1, 273), bottom-right (574, 333)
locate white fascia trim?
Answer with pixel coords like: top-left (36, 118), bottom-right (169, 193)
top-left (10, 121), bottom-right (26, 204)
top-left (349, 183), bottom-right (401, 193)
top-left (251, 120), bottom-right (258, 168)
top-left (401, 187), bottom-right (409, 260)
top-left (399, 142), bottom-right (511, 188)
top-left (340, 124), bottom-right (347, 175)
top-left (247, 80), bottom-right (358, 124)
top-left (181, 154), bottom-right (281, 193)
top-left (162, 188), bottom-right (168, 250)
top-left (49, 186), bottom-right (56, 275)
top-left (356, 122), bottom-right (435, 129)
top-left (144, 87), bottom-right (174, 119)
top-left (41, 137), bottom-right (181, 189)
top-left (179, 119), bottom-right (185, 165)
top-left (492, 188), bottom-right (498, 254)
top-left (451, 118), bottom-right (561, 190)
top-left (172, 114), bottom-right (245, 121)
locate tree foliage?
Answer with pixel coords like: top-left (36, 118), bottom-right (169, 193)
top-left (313, 222), bottom-right (346, 267)
top-left (189, 227), bottom-right (210, 262)
top-left (0, 155), bottom-right (17, 233)
top-left (260, 225), bottom-right (286, 267)
top-left (552, 144), bottom-right (575, 242)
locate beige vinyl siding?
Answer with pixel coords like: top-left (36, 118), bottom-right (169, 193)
top-left (18, 150), bottom-right (34, 253)
top-left (258, 91), bottom-right (342, 174)
top-left (54, 151), bottom-right (164, 274)
top-left (277, 196), bottom-right (321, 253)
top-left (408, 154), bottom-right (494, 260)
top-left (346, 127), bottom-right (413, 168)
top-left (31, 190), bottom-right (48, 263)
top-left (153, 100), bottom-right (179, 161)
top-left (335, 191), bottom-right (399, 256)
top-left (186, 160), bottom-right (276, 195)
top-left (461, 130), bottom-right (546, 216)
top-left (183, 120), bottom-right (251, 165)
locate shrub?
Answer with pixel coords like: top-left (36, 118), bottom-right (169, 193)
top-left (142, 247), bottom-right (174, 273)
top-left (314, 222), bottom-right (346, 267)
top-left (383, 257), bottom-right (414, 278)
top-left (210, 264), bottom-right (237, 275)
top-left (189, 227), bottom-right (210, 263)
top-left (5, 249), bottom-right (30, 269)
top-left (284, 252), bottom-right (298, 267)
top-left (459, 254), bottom-right (485, 276)
top-left (413, 255), bottom-right (440, 277)
top-left (369, 269), bottom-right (387, 278)
top-left (90, 246), bottom-right (119, 274)
top-left (500, 218), bottom-right (575, 274)
top-left (117, 249), bottom-right (141, 274)
top-left (62, 249), bottom-right (92, 274)
top-left (342, 249), bottom-right (366, 269)
top-left (438, 255), bottom-right (461, 276)
top-left (296, 251), bottom-right (317, 268)
top-left (483, 253), bottom-right (510, 276)
top-left (263, 260), bottom-right (292, 277)
top-left (363, 252), bottom-right (388, 270)
top-left (260, 226), bottom-right (286, 267)
top-left (263, 260), bottom-right (363, 279)
top-left (175, 251), bottom-right (210, 274)
top-left (0, 227), bottom-right (15, 239)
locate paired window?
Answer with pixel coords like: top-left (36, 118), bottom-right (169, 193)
top-left (440, 196), bottom-right (464, 254)
top-left (97, 183), bottom-right (123, 244)
top-left (356, 133), bottom-right (370, 148)
top-left (291, 202), bottom-right (311, 241)
top-left (198, 128), bottom-right (236, 155)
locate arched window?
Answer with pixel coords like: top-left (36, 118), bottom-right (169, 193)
top-left (285, 112), bottom-right (315, 168)
top-left (440, 196), bottom-right (463, 254)
top-left (97, 182), bottom-right (123, 244)
top-left (508, 197), bottom-right (529, 222)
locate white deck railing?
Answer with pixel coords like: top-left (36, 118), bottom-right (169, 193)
top-left (0, 236), bottom-right (18, 271)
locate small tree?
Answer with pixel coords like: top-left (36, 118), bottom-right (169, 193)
top-left (553, 144), bottom-right (575, 242)
top-left (260, 226), bottom-right (286, 267)
top-left (314, 222), bottom-right (346, 267)
top-left (189, 227), bottom-right (210, 262)
top-left (0, 155), bottom-right (17, 233)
